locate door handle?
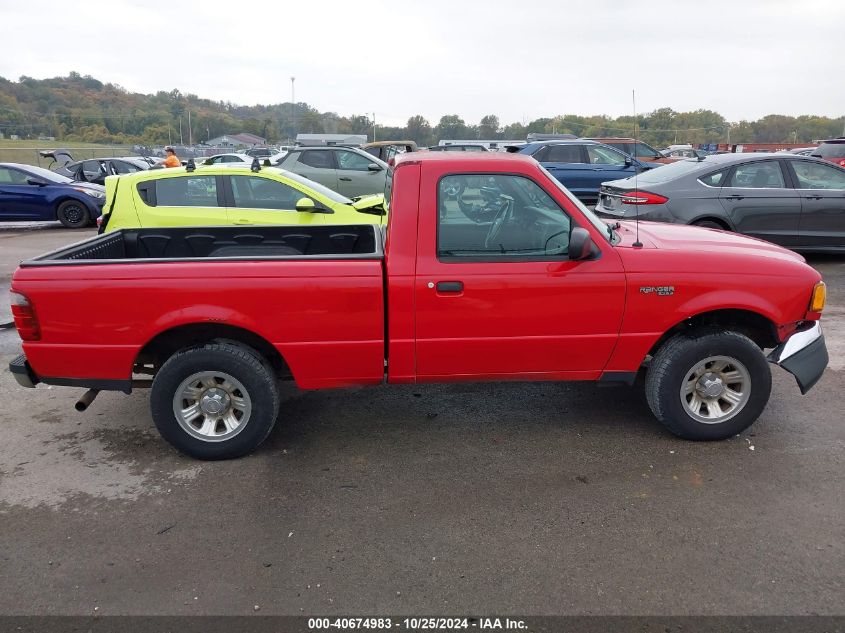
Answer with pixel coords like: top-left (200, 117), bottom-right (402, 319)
top-left (435, 281), bottom-right (463, 293)
top-left (339, 177), bottom-right (352, 182)
top-left (805, 195), bottom-right (822, 200)
top-left (234, 219), bottom-right (252, 224)
top-left (724, 195), bottom-right (744, 200)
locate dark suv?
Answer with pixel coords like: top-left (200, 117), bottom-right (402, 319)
top-left (812, 138), bottom-right (845, 168)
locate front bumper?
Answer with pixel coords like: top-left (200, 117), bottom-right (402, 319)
top-left (768, 322), bottom-right (828, 394)
top-left (9, 354), bottom-right (39, 388)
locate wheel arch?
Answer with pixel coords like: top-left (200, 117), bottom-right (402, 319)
top-left (135, 322), bottom-right (291, 380)
top-left (689, 214), bottom-right (732, 230)
top-left (647, 308), bottom-right (779, 359)
top-left (53, 195), bottom-right (92, 220)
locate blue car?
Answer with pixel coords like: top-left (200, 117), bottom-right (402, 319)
top-left (0, 162), bottom-right (105, 228)
top-left (516, 140), bottom-right (659, 205)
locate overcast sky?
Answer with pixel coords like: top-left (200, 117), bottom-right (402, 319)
top-left (1, 0), bottom-right (843, 126)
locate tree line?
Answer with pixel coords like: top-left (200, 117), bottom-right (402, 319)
top-left (0, 73), bottom-right (842, 147)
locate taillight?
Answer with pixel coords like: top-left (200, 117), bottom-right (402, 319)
top-left (10, 291), bottom-right (40, 341)
top-left (838, 159), bottom-right (845, 168)
top-left (96, 215), bottom-right (104, 227)
top-left (620, 190), bottom-right (669, 205)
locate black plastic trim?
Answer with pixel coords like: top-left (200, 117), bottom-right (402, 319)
top-left (776, 333), bottom-right (828, 395)
top-left (9, 354), bottom-right (39, 388)
top-left (598, 371), bottom-right (637, 385)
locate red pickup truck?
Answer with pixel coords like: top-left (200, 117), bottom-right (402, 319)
top-left (9, 153), bottom-right (828, 459)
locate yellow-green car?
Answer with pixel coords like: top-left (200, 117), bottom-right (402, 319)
top-left (99, 163), bottom-right (385, 233)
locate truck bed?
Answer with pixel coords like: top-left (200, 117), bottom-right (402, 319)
top-left (13, 225), bottom-right (387, 391)
top-left (24, 225), bottom-right (382, 265)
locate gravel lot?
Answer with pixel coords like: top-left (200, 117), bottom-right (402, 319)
top-left (0, 224), bottom-right (842, 616)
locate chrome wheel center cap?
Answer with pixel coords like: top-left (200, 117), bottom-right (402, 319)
top-left (200, 388), bottom-right (230, 416)
top-left (697, 373), bottom-right (725, 398)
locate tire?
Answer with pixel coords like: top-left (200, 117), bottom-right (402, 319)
top-left (645, 331), bottom-right (772, 440)
top-left (693, 219), bottom-right (726, 230)
top-left (150, 343), bottom-right (279, 459)
top-left (56, 200), bottom-right (91, 228)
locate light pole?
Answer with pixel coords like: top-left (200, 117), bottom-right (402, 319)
top-left (290, 77), bottom-right (296, 142)
top-left (372, 112), bottom-right (376, 142)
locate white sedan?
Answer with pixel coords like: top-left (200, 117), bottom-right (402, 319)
top-left (202, 152), bottom-right (288, 166)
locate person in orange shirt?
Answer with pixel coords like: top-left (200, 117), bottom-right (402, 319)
top-left (162, 146), bottom-right (181, 168)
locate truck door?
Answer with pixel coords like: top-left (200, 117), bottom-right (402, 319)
top-left (413, 172), bottom-right (626, 380)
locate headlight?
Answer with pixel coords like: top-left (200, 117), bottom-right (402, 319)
top-left (74, 187), bottom-right (105, 199)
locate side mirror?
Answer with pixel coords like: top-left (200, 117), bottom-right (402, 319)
top-left (295, 197), bottom-right (316, 212)
top-left (367, 163), bottom-right (383, 172)
top-left (624, 157), bottom-right (634, 167)
top-left (569, 227), bottom-right (594, 261)
top-left (26, 177), bottom-right (47, 186)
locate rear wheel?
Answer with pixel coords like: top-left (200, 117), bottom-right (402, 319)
top-left (645, 331), bottom-right (771, 440)
top-left (56, 200), bottom-right (91, 228)
top-left (150, 343), bottom-right (279, 459)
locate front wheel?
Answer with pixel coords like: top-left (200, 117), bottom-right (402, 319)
top-left (150, 343), bottom-right (280, 459)
top-left (645, 331), bottom-right (772, 440)
top-left (56, 200), bottom-right (91, 228)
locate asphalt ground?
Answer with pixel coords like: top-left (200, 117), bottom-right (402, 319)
top-left (0, 224), bottom-right (842, 616)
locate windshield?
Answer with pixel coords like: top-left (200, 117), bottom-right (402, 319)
top-left (538, 164), bottom-right (611, 242)
top-left (27, 165), bottom-right (74, 184)
top-left (630, 159), bottom-right (706, 185)
top-left (280, 170), bottom-right (353, 204)
top-left (817, 142), bottom-right (845, 159)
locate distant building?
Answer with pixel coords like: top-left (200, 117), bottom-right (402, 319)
top-left (295, 133), bottom-right (367, 146)
top-left (207, 132), bottom-right (267, 148)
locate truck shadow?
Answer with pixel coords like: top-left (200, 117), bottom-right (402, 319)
top-left (265, 380), bottom-right (666, 454)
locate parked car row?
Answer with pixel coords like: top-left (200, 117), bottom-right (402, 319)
top-left (0, 163), bottom-right (105, 227)
top-left (594, 153), bottom-right (845, 251)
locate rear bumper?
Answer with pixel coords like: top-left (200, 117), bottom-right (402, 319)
top-left (9, 354), bottom-right (39, 388)
top-left (768, 322), bottom-right (828, 394)
top-left (8, 354), bottom-right (132, 393)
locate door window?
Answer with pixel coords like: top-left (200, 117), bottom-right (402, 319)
top-left (335, 150), bottom-right (374, 171)
top-left (230, 175), bottom-right (301, 210)
top-left (154, 176), bottom-right (218, 207)
top-left (438, 174), bottom-right (572, 260)
top-left (543, 144), bottom-right (583, 163)
top-left (727, 161), bottom-right (786, 188)
top-left (586, 146), bottom-right (627, 165)
top-left (297, 151), bottom-right (334, 169)
top-left (0, 167), bottom-right (28, 184)
top-left (112, 161), bottom-right (141, 174)
top-left (635, 142), bottom-right (661, 158)
top-left (791, 161), bottom-right (845, 189)
top-left (81, 160), bottom-right (105, 181)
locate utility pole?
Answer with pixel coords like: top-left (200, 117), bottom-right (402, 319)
top-left (372, 112), bottom-right (376, 142)
top-left (290, 77), bottom-right (296, 142)
top-left (187, 108), bottom-right (192, 146)
top-left (726, 123), bottom-right (731, 147)
top-left (179, 116), bottom-right (183, 145)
